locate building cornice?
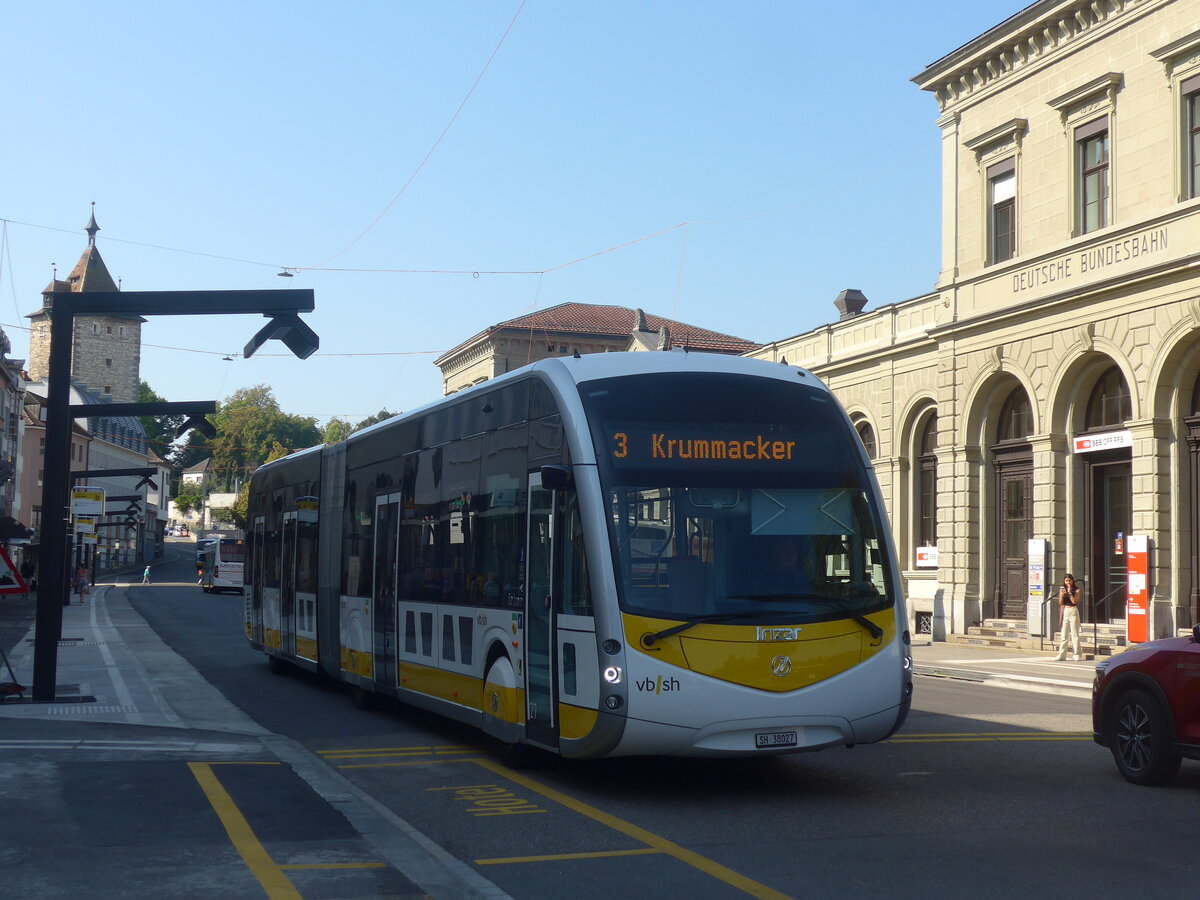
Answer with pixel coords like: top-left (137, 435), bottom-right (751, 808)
top-left (913, 0), bottom-right (1161, 113)
top-left (1149, 27), bottom-right (1200, 77)
top-left (963, 117), bottom-right (1028, 159)
top-left (1047, 71), bottom-right (1123, 124)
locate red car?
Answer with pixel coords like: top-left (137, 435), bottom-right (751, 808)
top-left (1092, 625), bottom-right (1200, 785)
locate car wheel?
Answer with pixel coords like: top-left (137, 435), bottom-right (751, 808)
top-left (1109, 688), bottom-right (1182, 786)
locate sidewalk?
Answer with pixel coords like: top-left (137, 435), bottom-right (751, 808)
top-left (0, 579), bottom-right (508, 900)
top-left (912, 638), bottom-right (1097, 699)
top-left (0, 580), bottom-right (269, 732)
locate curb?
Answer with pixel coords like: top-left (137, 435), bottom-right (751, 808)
top-left (913, 665), bottom-right (1093, 699)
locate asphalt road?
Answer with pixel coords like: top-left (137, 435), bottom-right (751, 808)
top-left (4, 547), bottom-right (1199, 899)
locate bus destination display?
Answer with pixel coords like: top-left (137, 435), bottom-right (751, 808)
top-left (607, 424), bottom-right (801, 467)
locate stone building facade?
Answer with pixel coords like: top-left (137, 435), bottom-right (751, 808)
top-left (436, 302), bottom-right (759, 395)
top-left (751, 0), bottom-right (1200, 641)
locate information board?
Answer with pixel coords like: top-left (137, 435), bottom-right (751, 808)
top-left (70, 486), bottom-right (105, 516)
top-left (1026, 538), bottom-right (1049, 636)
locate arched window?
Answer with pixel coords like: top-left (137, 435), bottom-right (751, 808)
top-left (918, 414), bottom-right (938, 547)
top-left (855, 420), bottom-right (877, 460)
top-left (1085, 366), bottom-right (1131, 429)
top-left (996, 388), bottom-right (1032, 442)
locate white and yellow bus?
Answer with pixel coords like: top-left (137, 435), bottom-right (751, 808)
top-left (245, 353), bottom-right (912, 759)
top-left (199, 537), bottom-right (246, 594)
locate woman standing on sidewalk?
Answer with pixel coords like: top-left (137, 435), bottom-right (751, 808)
top-left (1055, 573), bottom-right (1082, 661)
top-left (74, 565), bottom-right (90, 604)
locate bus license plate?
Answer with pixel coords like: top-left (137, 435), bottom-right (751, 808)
top-left (755, 730), bottom-right (797, 749)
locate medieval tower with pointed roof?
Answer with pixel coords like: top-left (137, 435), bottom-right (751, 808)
top-left (25, 206), bottom-right (144, 402)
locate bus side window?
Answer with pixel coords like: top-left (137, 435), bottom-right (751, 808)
top-left (560, 495), bottom-right (592, 616)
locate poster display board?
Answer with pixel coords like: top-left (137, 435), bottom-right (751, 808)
top-left (1026, 538), bottom-right (1049, 637)
top-left (1126, 534), bottom-right (1149, 644)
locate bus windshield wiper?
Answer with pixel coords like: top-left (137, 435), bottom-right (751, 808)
top-left (727, 592), bottom-right (884, 641)
top-left (641, 611), bottom-right (768, 647)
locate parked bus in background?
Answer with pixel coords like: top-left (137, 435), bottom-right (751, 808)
top-left (245, 352), bottom-right (911, 760)
top-left (199, 537), bottom-right (246, 594)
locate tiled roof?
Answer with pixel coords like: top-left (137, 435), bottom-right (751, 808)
top-left (440, 302), bottom-right (759, 362)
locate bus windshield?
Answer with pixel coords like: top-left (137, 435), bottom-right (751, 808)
top-left (607, 485), bottom-right (889, 622)
top-left (579, 372), bottom-right (893, 624)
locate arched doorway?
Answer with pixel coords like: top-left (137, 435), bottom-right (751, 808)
top-left (1185, 372), bottom-right (1200, 627)
top-left (1081, 366), bottom-right (1132, 624)
top-left (992, 387), bottom-right (1033, 619)
top-left (917, 413), bottom-right (938, 553)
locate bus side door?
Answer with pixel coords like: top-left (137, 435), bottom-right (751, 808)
top-left (281, 512), bottom-right (297, 657)
top-left (525, 472), bottom-right (558, 748)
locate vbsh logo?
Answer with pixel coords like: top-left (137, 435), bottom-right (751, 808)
top-left (635, 675), bottom-right (681, 694)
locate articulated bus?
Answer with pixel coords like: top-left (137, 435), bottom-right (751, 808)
top-left (245, 353), bottom-right (912, 759)
top-left (199, 537), bottom-right (246, 594)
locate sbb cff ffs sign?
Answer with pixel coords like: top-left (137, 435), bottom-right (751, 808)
top-left (1072, 430), bottom-right (1132, 454)
top-left (1127, 535), bottom-right (1149, 643)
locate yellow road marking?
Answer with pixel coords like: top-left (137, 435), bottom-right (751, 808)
top-left (477, 847), bottom-right (663, 865)
top-left (320, 748), bottom-right (478, 760)
top-left (470, 757), bottom-right (793, 900)
top-left (319, 745), bottom-right (476, 757)
top-left (336, 758), bottom-right (478, 769)
top-left (188, 762), bottom-right (302, 900)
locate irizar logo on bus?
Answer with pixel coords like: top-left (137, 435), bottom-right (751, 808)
top-left (635, 675), bottom-right (681, 694)
top-left (757, 626), bottom-right (801, 641)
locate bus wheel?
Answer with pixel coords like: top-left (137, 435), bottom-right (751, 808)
top-left (266, 654), bottom-right (287, 675)
top-left (483, 655), bottom-right (532, 767)
top-left (350, 685), bottom-right (376, 710)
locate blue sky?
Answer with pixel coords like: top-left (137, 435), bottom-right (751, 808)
top-left (0, 2), bottom-right (1016, 427)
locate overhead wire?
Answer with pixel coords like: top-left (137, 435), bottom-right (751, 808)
top-left (0, 126), bottom-right (937, 292)
top-left (311, 0), bottom-right (529, 268)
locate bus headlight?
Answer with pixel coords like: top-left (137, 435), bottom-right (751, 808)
top-left (603, 666), bottom-right (623, 684)
top-left (605, 695), bottom-right (623, 710)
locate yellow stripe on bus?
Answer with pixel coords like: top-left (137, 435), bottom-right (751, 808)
top-left (295, 637), bottom-right (318, 660)
top-left (399, 660), bottom-right (484, 711)
top-left (558, 702), bottom-right (598, 740)
top-left (622, 610), bottom-right (894, 692)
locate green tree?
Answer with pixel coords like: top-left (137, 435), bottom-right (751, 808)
top-left (323, 418), bottom-right (352, 444)
top-left (137, 381), bottom-right (185, 463)
top-left (174, 481), bottom-right (203, 516)
top-left (229, 483), bottom-right (250, 531)
top-left (207, 386), bottom-right (321, 490)
top-left (354, 409), bottom-right (398, 432)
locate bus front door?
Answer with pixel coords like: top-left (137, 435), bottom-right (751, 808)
top-left (525, 473), bottom-right (558, 749)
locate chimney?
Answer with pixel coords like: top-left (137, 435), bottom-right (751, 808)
top-left (834, 289), bottom-right (868, 321)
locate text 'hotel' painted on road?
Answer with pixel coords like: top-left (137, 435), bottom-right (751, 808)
top-left (1011, 226), bottom-right (1168, 294)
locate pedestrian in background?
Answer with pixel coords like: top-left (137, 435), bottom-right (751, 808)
top-left (74, 565), bottom-right (90, 604)
top-left (142, 564), bottom-right (151, 585)
top-left (1055, 573), bottom-right (1082, 661)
